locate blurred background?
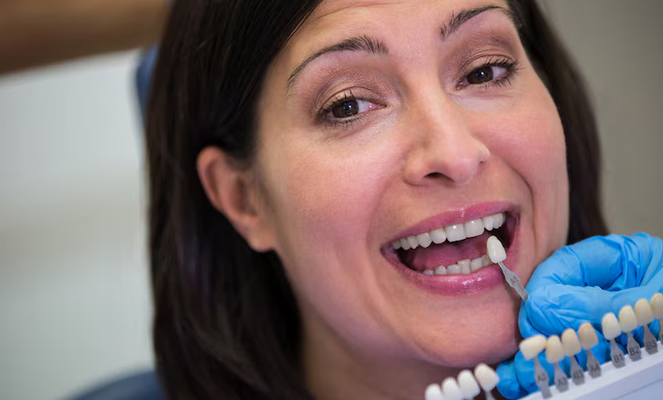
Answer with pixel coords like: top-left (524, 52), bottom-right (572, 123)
top-left (0, 1), bottom-right (661, 399)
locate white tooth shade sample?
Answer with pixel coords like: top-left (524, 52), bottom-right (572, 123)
top-left (474, 363), bottom-right (499, 391)
top-left (635, 298), bottom-right (655, 325)
top-left (619, 305), bottom-right (639, 332)
top-left (578, 322), bottom-right (599, 349)
top-left (457, 370), bottom-right (481, 398)
top-left (602, 312), bottom-right (622, 340)
top-left (425, 383), bottom-right (445, 400)
top-left (561, 328), bottom-right (582, 357)
top-left (651, 293), bottom-right (663, 319)
top-left (545, 335), bottom-right (565, 363)
top-left (486, 236), bottom-right (507, 263)
top-left (520, 334), bottom-right (547, 360)
top-left (441, 377), bottom-right (463, 400)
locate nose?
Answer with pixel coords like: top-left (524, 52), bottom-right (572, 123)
top-left (402, 93), bottom-right (490, 187)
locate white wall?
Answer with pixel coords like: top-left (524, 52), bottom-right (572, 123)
top-left (0, 2), bottom-right (662, 400)
top-left (542, 0), bottom-right (663, 237)
top-left (0, 52), bottom-right (153, 400)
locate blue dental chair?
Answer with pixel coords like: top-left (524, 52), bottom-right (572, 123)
top-left (65, 369), bottom-right (164, 400)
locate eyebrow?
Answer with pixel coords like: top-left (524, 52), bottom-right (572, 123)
top-left (286, 5), bottom-right (517, 93)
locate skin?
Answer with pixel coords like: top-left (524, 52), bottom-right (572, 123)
top-left (199, 0), bottom-right (570, 398)
top-left (0, 0), bottom-right (169, 74)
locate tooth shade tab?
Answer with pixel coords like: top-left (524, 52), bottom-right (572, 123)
top-left (545, 335), bottom-right (565, 363)
top-left (561, 328), bottom-right (582, 356)
top-left (464, 219), bottom-right (484, 238)
top-left (457, 370), bottom-right (481, 398)
top-left (486, 235), bottom-right (507, 263)
top-left (635, 298), bottom-right (655, 325)
top-left (651, 293), bottom-right (663, 319)
top-left (474, 363), bottom-right (499, 391)
top-left (619, 305), bottom-right (639, 332)
top-left (520, 335), bottom-right (547, 360)
top-left (445, 224), bottom-right (466, 243)
top-left (602, 312), bottom-right (622, 340)
top-left (425, 384), bottom-right (445, 400)
top-left (441, 377), bottom-right (463, 400)
top-left (578, 322), bottom-right (599, 349)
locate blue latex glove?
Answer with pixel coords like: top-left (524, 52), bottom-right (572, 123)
top-left (496, 233), bottom-right (663, 399)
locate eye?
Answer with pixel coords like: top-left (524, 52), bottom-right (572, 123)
top-left (321, 93), bottom-right (383, 125)
top-left (466, 65), bottom-right (508, 85)
top-left (457, 57), bottom-right (519, 89)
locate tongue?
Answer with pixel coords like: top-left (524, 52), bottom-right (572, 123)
top-left (401, 232), bottom-right (492, 271)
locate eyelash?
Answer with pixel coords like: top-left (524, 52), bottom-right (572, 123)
top-left (457, 56), bottom-right (521, 90)
top-left (317, 57), bottom-right (521, 129)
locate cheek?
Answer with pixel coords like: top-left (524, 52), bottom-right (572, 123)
top-left (491, 87), bottom-right (569, 250)
top-left (260, 129), bottom-right (395, 261)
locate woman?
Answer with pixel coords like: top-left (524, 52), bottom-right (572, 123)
top-left (145, 0), bottom-right (663, 399)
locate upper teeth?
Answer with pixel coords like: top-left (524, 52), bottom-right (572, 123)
top-left (392, 212), bottom-right (505, 250)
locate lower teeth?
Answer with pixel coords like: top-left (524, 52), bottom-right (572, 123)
top-left (420, 254), bottom-right (493, 276)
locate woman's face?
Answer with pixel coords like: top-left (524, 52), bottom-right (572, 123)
top-left (253, 0), bottom-right (568, 387)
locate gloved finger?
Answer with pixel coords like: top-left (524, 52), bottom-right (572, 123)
top-left (526, 234), bottom-right (662, 294)
top-left (496, 358), bottom-right (528, 400)
top-left (520, 284), bottom-right (663, 338)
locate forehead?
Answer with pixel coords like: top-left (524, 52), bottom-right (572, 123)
top-left (274, 0), bottom-right (511, 75)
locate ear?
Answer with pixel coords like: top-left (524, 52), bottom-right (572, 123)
top-left (197, 146), bottom-right (275, 252)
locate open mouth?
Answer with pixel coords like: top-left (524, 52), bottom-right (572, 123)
top-left (388, 212), bottom-right (516, 276)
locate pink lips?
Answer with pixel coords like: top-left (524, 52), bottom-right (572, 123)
top-left (382, 201), bottom-right (521, 295)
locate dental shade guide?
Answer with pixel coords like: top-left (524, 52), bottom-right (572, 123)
top-left (486, 236), bottom-right (528, 301)
top-left (618, 305), bottom-right (642, 361)
top-left (634, 299), bottom-right (657, 354)
top-left (457, 369), bottom-right (481, 399)
top-left (474, 364), bottom-right (499, 400)
top-left (577, 323), bottom-right (601, 378)
top-left (651, 293), bottom-right (663, 342)
top-left (561, 329), bottom-right (585, 385)
top-left (518, 295), bottom-right (663, 400)
top-left (441, 377), bottom-right (463, 400)
top-left (546, 335), bottom-right (569, 392)
top-left (602, 312), bottom-right (626, 368)
top-left (520, 335), bottom-right (552, 398)
top-left (425, 383), bottom-right (444, 400)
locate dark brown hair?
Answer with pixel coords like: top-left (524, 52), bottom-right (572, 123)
top-left (145, 0), bottom-right (607, 399)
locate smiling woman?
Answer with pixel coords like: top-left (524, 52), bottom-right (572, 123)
top-left (146, 0), bottom-right (607, 399)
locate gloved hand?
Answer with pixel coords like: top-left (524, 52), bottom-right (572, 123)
top-left (496, 233), bottom-right (663, 399)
